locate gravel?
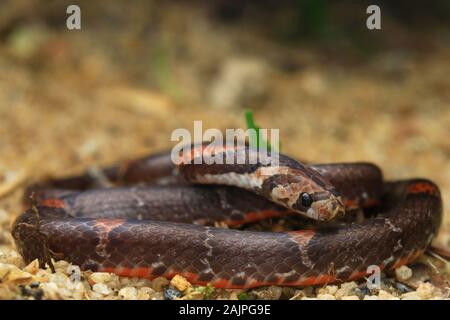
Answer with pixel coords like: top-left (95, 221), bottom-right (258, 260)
top-left (0, 0), bottom-right (449, 301)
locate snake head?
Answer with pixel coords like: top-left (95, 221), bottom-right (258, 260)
top-left (266, 166), bottom-right (345, 221)
top-left (294, 190), bottom-right (345, 221)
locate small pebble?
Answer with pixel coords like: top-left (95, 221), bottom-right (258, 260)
top-left (335, 282), bottom-right (358, 299)
top-left (119, 286), bottom-right (138, 300)
top-left (395, 265), bottom-right (413, 281)
top-left (23, 259), bottom-right (40, 274)
top-left (378, 289), bottom-right (400, 300)
top-left (416, 282), bottom-right (436, 300)
top-left (137, 287), bottom-right (156, 300)
top-left (151, 292), bottom-right (165, 300)
top-left (70, 282), bottom-right (87, 300)
top-left (363, 295), bottom-right (379, 300)
top-left (40, 282), bottom-right (59, 299)
top-left (394, 282), bottom-right (413, 293)
top-left (164, 287), bottom-right (182, 300)
top-left (0, 263), bottom-right (33, 283)
top-left (228, 292), bottom-right (240, 300)
top-left (181, 290), bottom-right (204, 300)
top-left (92, 283), bottom-right (110, 295)
top-left (90, 272), bottom-right (113, 284)
top-left (19, 284), bottom-right (44, 300)
top-left (401, 292), bottom-right (422, 300)
top-left (89, 291), bottom-right (105, 300)
top-left (53, 260), bottom-right (70, 272)
top-left (48, 273), bottom-right (69, 287)
top-left (341, 295), bottom-right (360, 300)
top-left (170, 275), bottom-right (191, 291)
top-left (317, 293), bottom-right (336, 300)
top-left (0, 247), bottom-right (23, 266)
top-left (249, 286), bottom-right (282, 300)
top-left (317, 285), bottom-right (338, 296)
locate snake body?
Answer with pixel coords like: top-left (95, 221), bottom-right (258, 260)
top-left (12, 144), bottom-right (442, 288)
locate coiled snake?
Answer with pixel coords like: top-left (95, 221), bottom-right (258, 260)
top-left (12, 144), bottom-right (443, 288)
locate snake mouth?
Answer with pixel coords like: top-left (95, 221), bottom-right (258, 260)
top-left (309, 194), bottom-right (345, 221)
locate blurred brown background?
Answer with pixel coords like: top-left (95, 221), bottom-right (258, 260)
top-left (0, 0), bottom-right (449, 281)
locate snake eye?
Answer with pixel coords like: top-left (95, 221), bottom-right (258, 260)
top-left (299, 192), bottom-right (313, 207)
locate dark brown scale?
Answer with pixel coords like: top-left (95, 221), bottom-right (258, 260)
top-left (12, 147), bottom-right (443, 288)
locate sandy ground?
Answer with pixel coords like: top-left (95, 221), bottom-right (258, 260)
top-left (0, 1), bottom-right (449, 299)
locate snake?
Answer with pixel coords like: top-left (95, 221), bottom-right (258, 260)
top-left (12, 143), bottom-right (443, 289)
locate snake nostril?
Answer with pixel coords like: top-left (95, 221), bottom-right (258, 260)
top-left (329, 196), bottom-right (345, 218)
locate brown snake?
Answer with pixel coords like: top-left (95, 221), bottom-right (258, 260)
top-left (12, 144), bottom-right (443, 288)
